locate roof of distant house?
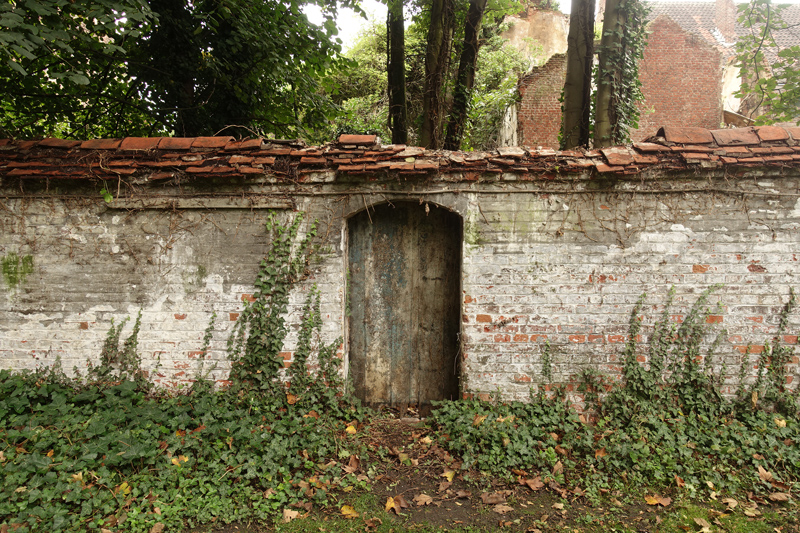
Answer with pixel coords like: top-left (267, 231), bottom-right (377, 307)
top-left (646, 1), bottom-right (800, 59)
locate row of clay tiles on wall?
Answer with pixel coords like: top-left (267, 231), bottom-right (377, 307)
top-left (1, 126), bottom-right (800, 183)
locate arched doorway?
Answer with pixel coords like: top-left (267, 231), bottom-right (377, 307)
top-left (347, 202), bottom-right (462, 413)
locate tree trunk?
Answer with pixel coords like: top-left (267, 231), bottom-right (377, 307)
top-left (594, 0), bottom-right (622, 148)
top-left (561, 0), bottom-right (595, 149)
top-left (387, 0), bottom-right (408, 144)
top-left (443, 0), bottom-right (488, 151)
top-left (420, 0), bottom-right (454, 149)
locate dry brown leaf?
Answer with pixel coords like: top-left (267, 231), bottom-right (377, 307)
top-left (481, 492), bottom-right (507, 505)
top-left (555, 445), bottom-right (567, 456)
top-left (343, 455), bottom-right (360, 474)
top-left (743, 507), bottom-right (760, 517)
top-left (595, 447), bottom-right (608, 459)
top-left (769, 492), bottom-right (790, 502)
top-left (473, 414), bottom-right (487, 426)
top-left (675, 474), bottom-right (685, 488)
top-left (282, 509), bottom-right (300, 523)
top-left (340, 505), bottom-right (359, 519)
top-left (413, 494), bottom-right (433, 506)
top-left (552, 502), bottom-right (564, 510)
top-left (552, 460), bottom-right (563, 475)
top-left (775, 418), bottom-right (787, 428)
top-left (694, 517), bottom-right (711, 533)
top-left (758, 465), bottom-right (774, 483)
top-left (150, 523), bottom-right (165, 533)
top-left (395, 495), bottom-right (410, 509)
top-left (493, 504), bottom-right (514, 514)
top-left (456, 490), bottom-right (471, 499)
top-left (722, 498), bottom-right (738, 509)
top-left (286, 393), bottom-right (297, 405)
top-left (524, 477), bottom-right (545, 491)
top-left (442, 469), bottom-right (456, 482)
top-left (645, 495), bottom-right (665, 506)
top-left (364, 517), bottom-right (383, 530)
top-left (438, 481), bottom-right (452, 493)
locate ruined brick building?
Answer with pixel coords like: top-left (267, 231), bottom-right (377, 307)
top-left (2, 126), bottom-right (800, 408)
top-left (515, 0), bottom-right (800, 149)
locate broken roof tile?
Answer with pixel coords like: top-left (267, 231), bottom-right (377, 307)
top-left (710, 128), bottom-right (760, 146)
top-left (601, 147), bottom-right (635, 166)
top-left (659, 126), bottom-right (714, 144)
top-left (497, 146), bottom-right (527, 158)
top-left (633, 142), bottom-right (671, 152)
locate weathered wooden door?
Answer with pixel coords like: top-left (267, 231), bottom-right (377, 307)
top-left (348, 202), bottom-right (461, 410)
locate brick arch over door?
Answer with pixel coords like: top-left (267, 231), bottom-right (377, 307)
top-left (346, 201), bottom-right (462, 413)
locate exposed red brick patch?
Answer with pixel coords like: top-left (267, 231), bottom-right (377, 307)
top-left (229, 312), bottom-right (239, 321)
top-left (746, 316), bottom-right (763, 323)
top-left (514, 333), bottom-right (529, 342)
top-left (569, 335), bottom-right (586, 343)
top-left (706, 315), bottom-right (723, 324)
top-left (79, 322), bottom-right (89, 330)
top-left (588, 334), bottom-right (604, 343)
top-left (783, 335), bottom-right (798, 344)
top-left (608, 335), bottom-right (626, 343)
top-left (174, 313), bottom-right (187, 320)
top-left (747, 263), bottom-right (767, 273)
top-left (188, 351), bottom-right (204, 359)
top-left (693, 264), bottom-right (710, 273)
top-left (241, 294), bottom-right (256, 302)
top-left (513, 374), bottom-right (532, 383)
top-left (476, 314), bottom-right (492, 323)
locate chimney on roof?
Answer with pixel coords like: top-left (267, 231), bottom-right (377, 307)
top-left (716, 0), bottom-right (736, 41)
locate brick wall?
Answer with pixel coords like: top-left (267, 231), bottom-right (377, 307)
top-left (633, 16), bottom-right (725, 140)
top-left (2, 171), bottom-right (799, 402)
top-left (517, 53), bottom-right (567, 149)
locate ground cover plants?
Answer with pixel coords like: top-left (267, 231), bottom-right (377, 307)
top-left (1, 214), bottom-right (799, 532)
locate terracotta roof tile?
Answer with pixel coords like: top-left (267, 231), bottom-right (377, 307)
top-left (120, 137), bottom-right (163, 151)
top-left (659, 126), bottom-right (714, 144)
top-left (158, 138), bottom-right (194, 150)
top-left (81, 139), bottom-right (122, 150)
top-left (191, 137), bottom-right (234, 149)
top-left (755, 126), bottom-right (790, 142)
top-left (38, 138), bottom-right (81, 149)
top-left (3, 127), bottom-right (800, 183)
top-left (338, 134), bottom-right (378, 145)
top-left (710, 128), bottom-right (760, 146)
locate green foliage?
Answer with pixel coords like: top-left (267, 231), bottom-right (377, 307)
top-left (736, 0), bottom-right (800, 125)
top-left (0, 0), bottom-right (353, 139)
top-left (87, 310), bottom-right (148, 387)
top-left (432, 287), bottom-right (800, 499)
top-left (1, 252), bottom-right (33, 288)
top-left (227, 213), bottom-right (316, 394)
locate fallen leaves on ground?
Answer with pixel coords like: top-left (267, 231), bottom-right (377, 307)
top-left (769, 492), bottom-right (790, 502)
top-left (493, 504), bottom-right (514, 514)
top-left (282, 509), bottom-right (300, 523)
top-left (645, 494), bottom-right (672, 507)
top-left (340, 505), bottom-right (359, 519)
top-left (522, 476), bottom-right (544, 491)
top-left (694, 517), bottom-right (711, 533)
top-left (413, 493), bottom-right (433, 506)
top-left (481, 491), bottom-right (511, 504)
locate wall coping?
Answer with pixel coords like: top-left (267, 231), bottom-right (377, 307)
top-left (2, 126), bottom-right (800, 184)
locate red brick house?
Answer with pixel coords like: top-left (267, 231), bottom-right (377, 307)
top-left (514, 0), bottom-right (800, 149)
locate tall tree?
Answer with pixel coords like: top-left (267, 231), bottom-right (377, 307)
top-left (0, 0), bottom-right (354, 139)
top-left (443, 0), bottom-right (489, 150)
top-left (387, 0), bottom-right (409, 144)
top-left (593, 0), bottom-right (647, 147)
top-left (560, 0), bottom-right (594, 149)
top-left (420, 0), bottom-right (455, 148)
